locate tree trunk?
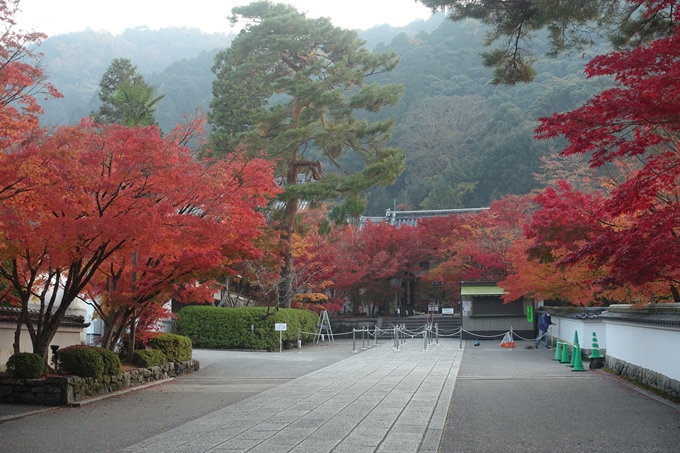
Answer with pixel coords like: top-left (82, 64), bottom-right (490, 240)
top-left (13, 316), bottom-right (22, 354)
top-left (671, 284), bottom-right (680, 303)
top-left (278, 198), bottom-right (298, 308)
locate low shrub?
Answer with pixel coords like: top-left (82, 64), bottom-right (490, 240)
top-left (6, 352), bottom-right (45, 379)
top-left (148, 333), bottom-right (192, 362)
top-left (93, 347), bottom-right (121, 375)
top-left (133, 349), bottom-right (167, 367)
top-left (176, 306), bottom-right (319, 350)
top-left (58, 345), bottom-right (104, 378)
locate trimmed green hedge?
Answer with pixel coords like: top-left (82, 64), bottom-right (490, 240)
top-left (94, 347), bottom-right (121, 375)
top-left (148, 333), bottom-right (192, 362)
top-left (176, 306), bottom-right (318, 350)
top-left (6, 352), bottom-right (45, 379)
top-left (58, 345), bottom-right (104, 378)
top-left (133, 349), bottom-right (168, 367)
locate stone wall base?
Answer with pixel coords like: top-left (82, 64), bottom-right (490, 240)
top-left (605, 356), bottom-right (680, 398)
top-left (0, 359), bottom-right (199, 406)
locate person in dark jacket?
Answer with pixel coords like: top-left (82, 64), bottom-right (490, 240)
top-left (534, 309), bottom-right (554, 349)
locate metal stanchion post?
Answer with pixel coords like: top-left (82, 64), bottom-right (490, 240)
top-left (362, 327), bottom-right (366, 349)
top-left (352, 328), bottom-right (357, 353)
top-left (422, 326), bottom-right (428, 351)
top-left (511, 326), bottom-right (515, 350)
top-left (458, 327), bottom-right (463, 350)
top-left (297, 328), bottom-right (301, 353)
top-left (435, 324), bottom-right (439, 345)
top-left (374, 327), bottom-right (378, 346)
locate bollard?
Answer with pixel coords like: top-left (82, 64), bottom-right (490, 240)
top-left (435, 324), bottom-right (439, 345)
top-left (362, 327), bottom-right (367, 349)
top-left (458, 327), bottom-right (463, 350)
top-left (297, 329), bottom-right (301, 353)
top-left (374, 327), bottom-right (379, 346)
top-left (352, 328), bottom-right (357, 353)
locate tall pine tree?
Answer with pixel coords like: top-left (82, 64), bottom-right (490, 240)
top-left (209, 1), bottom-right (405, 308)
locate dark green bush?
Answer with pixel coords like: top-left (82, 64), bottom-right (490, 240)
top-left (176, 306), bottom-right (319, 350)
top-left (133, 349), bottom-right (168, 367)
top-left (93, 347), bottom-right (121, 375)
top-left (6, 352), bottom-right (45, 379)
top-left (58, 345), bottom-right (104, 378)
top-left (148, 333), bottom-right (192, 362)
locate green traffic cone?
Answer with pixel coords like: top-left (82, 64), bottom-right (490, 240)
top-left (589, 332), bottom-right (603, 359)
top-left (573, 330), bottom-right (579, 347)
top-left (553, 340), bottom-right (562, 361)
top-left (572, 344), bottom-right (586, 371)
top-left (559, 342), bottom-right (570, 363)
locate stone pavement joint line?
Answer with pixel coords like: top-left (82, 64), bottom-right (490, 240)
top-left (119, 338), bottom-right (463, 453)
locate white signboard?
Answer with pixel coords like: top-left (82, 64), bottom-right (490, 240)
top-left (442, 308), bottom-right (454, 315)
top-left (275, 323), bottom-right (287, 331)
top-left (462, 301), bottom-right (471, 316)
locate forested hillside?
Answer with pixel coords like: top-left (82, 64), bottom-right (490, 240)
top-left (36, 16), bottom-right (610, 213)
top-left (38, 27), bottom-right (233, 129)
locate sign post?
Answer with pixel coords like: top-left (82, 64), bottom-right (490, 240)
top-left (275, 323), bottom-right (287, 352)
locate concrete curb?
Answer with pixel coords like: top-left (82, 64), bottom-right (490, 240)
top-left (70, 377), bottom-right (175, 407)
top-left (0, 406), bottom-right (59, 424)
top-left (0, 377), bottom-right (176, 422)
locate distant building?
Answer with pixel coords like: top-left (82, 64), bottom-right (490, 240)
top-left (360, 207), bottom-right (489, 228)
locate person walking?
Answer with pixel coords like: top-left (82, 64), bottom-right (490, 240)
top-left (535, 309), bottom-right (554, 349)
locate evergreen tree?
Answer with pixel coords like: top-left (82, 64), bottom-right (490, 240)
top-left (92, 58), bottom-right (152, 124)
top-left (417, 0), bottom-right (677, 84)
top-left (209, 1), bottom-right (405, 308)
top-left (112, 80), bottom-right (165, 127)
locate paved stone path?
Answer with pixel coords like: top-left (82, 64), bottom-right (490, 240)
top-left (120, 337), bottom-right (462, 453)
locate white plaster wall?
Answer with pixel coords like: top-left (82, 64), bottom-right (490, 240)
top-left (605, 321), bottom-right (680, 382)
top-left (0, 324), bottom-right (83, 372)
top-left (553, 317), bottom-right (607, 349)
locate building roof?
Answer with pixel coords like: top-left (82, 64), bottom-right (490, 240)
top-left (598, 304), bottom-right (680, 327)
top-left (360, 207), bottom-right (489, 228)
top-left (0, 305), bottom-right (90, 328)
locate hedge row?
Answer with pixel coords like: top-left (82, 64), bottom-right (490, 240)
top-left (176, 306), bottom-right (318, 350)
top-left (149, 333), bottom-right (192, 362)
top-left (133, 349), bottom-right (168, 367)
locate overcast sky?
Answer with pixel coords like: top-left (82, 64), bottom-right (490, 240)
top-left (16, 1), bottom-right (437, 37)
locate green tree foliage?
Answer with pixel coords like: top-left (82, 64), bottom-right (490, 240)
top-left (111, 80), bottom-right (165, 127)
top-left (92, 58), bottom-right (150, 124)
top-left (417, 0), bottom-right (677, 84)
top-left (363, 18), bottom-right (610, 213)
top-left (209, 1), bottom-right (405, 308)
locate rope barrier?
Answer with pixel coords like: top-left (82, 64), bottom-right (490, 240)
top-left (459, 328), bottom-right (507, 339)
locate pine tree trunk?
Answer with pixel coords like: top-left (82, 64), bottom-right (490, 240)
top-left (278, 198), bottom-right (298, 309)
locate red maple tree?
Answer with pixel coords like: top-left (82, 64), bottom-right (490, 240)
top-left (0, 120), bottom-right (278, 359)
top-left (535, 5), bottom-right (680, 301)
